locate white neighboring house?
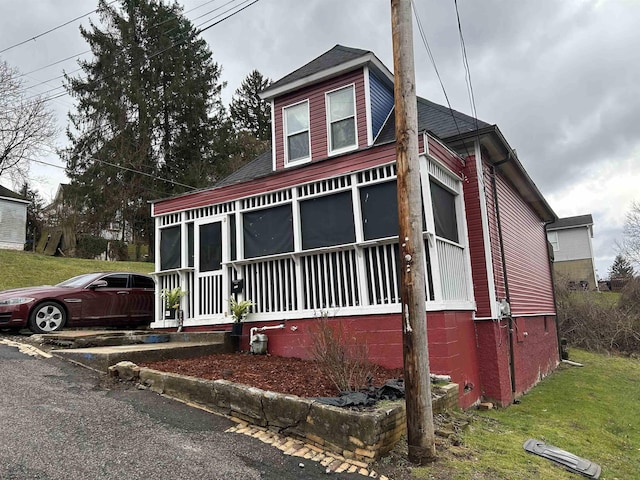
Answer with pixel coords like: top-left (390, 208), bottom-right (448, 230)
top-left (0, 185), bottom-right (29, 250)
top-left (546, 214), bottom-right (598, 290)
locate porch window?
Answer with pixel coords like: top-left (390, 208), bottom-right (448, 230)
top-left (300, 191), bottom-right (355, 249)
top-left (430, 180), bottom-right (459, 243)
top-left (284, 101), bottom-right (310, 164)
top-left (199, 222), bottom-right (222, 272)
top-left (187, 223), bottom-right (194, 267)
top-left (243, 204), bottom-right (294, 258)
top-left (160, 226), bottom-right (181, 271)
top-left (327, 85), bottom-right (356, 154)
top-left (360, 181), bottom-right (398, 240)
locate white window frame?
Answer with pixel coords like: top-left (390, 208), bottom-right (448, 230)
top-left (547, 231), bottom-right (560, 252)
top-left (326, 84), bottom-right (358, 156)
top-left (283, 100), bottom-right (311, 167)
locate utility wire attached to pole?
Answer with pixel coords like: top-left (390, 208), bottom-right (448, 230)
top-left (390, 0), bottom-right (437, 465)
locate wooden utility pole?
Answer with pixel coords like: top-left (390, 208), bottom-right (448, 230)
top-left (390, 0), bottom-right (437, 464)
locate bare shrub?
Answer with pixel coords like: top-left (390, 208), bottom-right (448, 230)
top-left (309, 313), bottom-right (373, 392)
top-left (556, 276), bottom-right (640, 354)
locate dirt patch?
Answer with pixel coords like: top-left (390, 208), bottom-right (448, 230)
top-left (140, 352), bottom-right (404, 398)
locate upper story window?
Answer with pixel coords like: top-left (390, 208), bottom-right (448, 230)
top-left (547, 231), bottom-right (560, 252)
top-left (284, 101), bottom-right (310, 165)
top-left (326, 85), bottom-right (357, 155)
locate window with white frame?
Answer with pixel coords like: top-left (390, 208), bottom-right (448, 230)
top-left (284, 101), bottom-right (310, 164)
top-left (326, 85), bottom-right (357, 154)
top-left (547, 231), bottom-right (559, 252)
top-left (160, 226), bottom-right (181, 271)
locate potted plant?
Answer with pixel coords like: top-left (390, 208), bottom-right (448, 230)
top-left (161, 287), bottom-right (186, 320)
top-left (229, 296), bottom-right (253, 338)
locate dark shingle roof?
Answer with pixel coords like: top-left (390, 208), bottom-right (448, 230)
top-left (375, 97), bottom-right (490, 144)
top-left (547, 214), bottom-right (594, 230)
top-left (215, 150), bottom-right (273, 188)
top-left (264, 45), bottom-right (371, 95)
top-left (0, 185), bottom-right (25, 201)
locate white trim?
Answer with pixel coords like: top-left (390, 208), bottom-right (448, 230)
top-left (270, 99), bottom-right (276, 171)
top-left (283, 99), bottom-right (311, 167)
top-left (475, 139), bottom-right (500, 319)
top-left (325, 83), bottom-right (358, 156)
top-left (0, 195), bottom-right (30, 205)
top-left (364, 66), bottom-right (373, 146)
top-left (511, 312), bottom-right (557, 318)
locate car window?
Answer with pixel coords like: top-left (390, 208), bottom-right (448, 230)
top-left (57, 273), bottom-right (102, 288)
top-left (132, 275), bottom-right (155, 289)
top-left (102, 274), bottom-right (130, 289)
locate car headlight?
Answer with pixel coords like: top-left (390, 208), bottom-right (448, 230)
top-left (0, 297), bottom-right (35, 306)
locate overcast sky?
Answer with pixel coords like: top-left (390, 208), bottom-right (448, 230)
top-left (1, 0), bottom-right (638, 279)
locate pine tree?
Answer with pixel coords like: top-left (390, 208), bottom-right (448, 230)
top-left (609, 254), bottom-right (635, 279)
top-left (62, 0), bottom-right (229, 249)
top-left (229, 69), bottom-right (272, 142)
top-left (19, 182), bottom-right (45, 250)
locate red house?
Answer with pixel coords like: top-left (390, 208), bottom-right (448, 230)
top-left (151, 45), bottom-right (559, 408)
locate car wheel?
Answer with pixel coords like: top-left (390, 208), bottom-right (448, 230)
top-left (28, 302), bottom-right (66, 334)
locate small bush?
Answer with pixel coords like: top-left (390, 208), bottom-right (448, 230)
top-left (309, 314), bottom-right (373, 392)
top-left (556, 276), bottom-right (640, 354)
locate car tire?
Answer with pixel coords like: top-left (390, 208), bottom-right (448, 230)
top-left (28, 301), bottom-right (67, 334)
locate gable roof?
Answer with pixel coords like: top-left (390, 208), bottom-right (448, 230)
top-left (547, 214), bottom-right (594, 231)
top-left (215, 150), bottom-right (273, 188)
top-left (260, 45), bottom-right (391, 101)
top-left (0, 185), bottom-right (28, 203)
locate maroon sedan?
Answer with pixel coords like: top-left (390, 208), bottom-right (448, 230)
top-left (0, 272), bottom-right (155, 334)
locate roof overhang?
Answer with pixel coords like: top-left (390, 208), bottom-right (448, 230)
top-left (259, 52), bottom-right (394, 101)
top-left (0, 195), bottom-right (30, 205)
top-left (445, 125), bottom-right (557, 223)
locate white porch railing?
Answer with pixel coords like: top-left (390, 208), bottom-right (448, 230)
top-left (436, 238), bottom-right (469, 301)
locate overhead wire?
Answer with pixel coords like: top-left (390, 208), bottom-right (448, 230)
top-left (0, 1), bottom-right (118, 55)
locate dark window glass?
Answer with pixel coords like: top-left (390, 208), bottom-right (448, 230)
top-left (243, 204), bottom-right (294, 258)
top-left (160, 226), bottom-right (181, 270)
top-left (360, 181), bottom-right (398, 240)
top-left (229, 214), bottom-right (237, 261)
top-left (132, 275), bottom-right (155, 289)
top-left (330, 118), bottom-right (356, 150)
top-left (187, 223), bottom-right (194, 267)
top-left (430, 181), bottom-right (458, 243)
top-left (103, 274), bottom-right (129, 289)
top-left (300, 192), bottom-right (355, 249)
top-left (200, 222), bottom-right (222, 272)
top-left (287, 131), bottom-right (309, 161)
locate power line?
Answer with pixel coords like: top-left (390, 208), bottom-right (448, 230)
top-left (453, 0), bottom-right (479, 128)
top-left (410, 0), bottom-right (469, 145)
top-left (0, 1), bottom-right (117, 55)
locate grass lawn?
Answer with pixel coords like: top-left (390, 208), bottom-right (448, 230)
top-left (413, 349), bottom-right (639, 479)
top-left (0, 249), bottom-right (154, 290)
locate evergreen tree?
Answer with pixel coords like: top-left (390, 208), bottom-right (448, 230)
top-left (62, 0), bottom-right (229, 249)
top-left (609, 254), bottom-right (635, 279)
top-left (19, 182), bottom-right (45, 250)
top-left (229, 69), bottom-right (272, 142)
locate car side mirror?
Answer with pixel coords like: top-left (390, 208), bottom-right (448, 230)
top-left (88, 280), bottom-right (108, 289)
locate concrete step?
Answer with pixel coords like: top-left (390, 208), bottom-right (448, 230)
top-left (53, 338), bottom-right (233, 372)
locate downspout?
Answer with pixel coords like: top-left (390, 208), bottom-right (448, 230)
top-left (490, 163), bottom-right (517, 395)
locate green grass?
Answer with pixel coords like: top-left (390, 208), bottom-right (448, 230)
top-left (414, 349), bottom-right (640, 479)
top-left (0, 249), bottom-right (154, 290)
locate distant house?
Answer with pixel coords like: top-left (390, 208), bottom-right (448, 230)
top-left (0, 185), bottom-right (29, 250)
top-left (150, 45), bottom-right (559, 408)
top-left (546, 214), bottom-right (598, 290)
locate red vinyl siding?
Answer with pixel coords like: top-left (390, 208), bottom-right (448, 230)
top-left (427, 138), bottom-right (465, 178)
top-left (273, 70), bottom-right (367, 170)
top-left (462, 155), bottom-right (493, 318)
top-left (483, 160), bottom-right (507, 303)
top-left (494, 171), bottom-right (555, 315)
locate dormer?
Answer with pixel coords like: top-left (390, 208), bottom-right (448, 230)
top-left (259, 45), bottom-right (395, 172)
